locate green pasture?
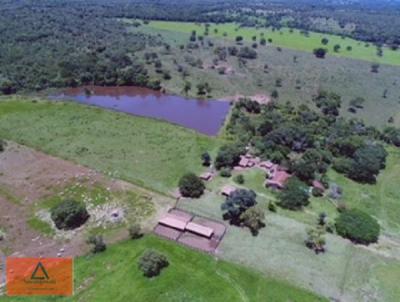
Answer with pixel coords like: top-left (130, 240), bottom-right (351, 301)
top-left (2, 235), bottom-right (326, 302)
top-left (0, 98), bottom-right (219, 195)
top-left (145, 21), bottom-right (400, 66)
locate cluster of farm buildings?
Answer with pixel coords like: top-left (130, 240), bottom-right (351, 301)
top-left (201, 153), bottom-right (324, 194)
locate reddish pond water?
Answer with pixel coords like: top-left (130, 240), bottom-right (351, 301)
top-left (53, 86), bottom-right (230, 136)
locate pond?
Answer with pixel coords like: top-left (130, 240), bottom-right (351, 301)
top-left (52, 86), bottom-right (230, 136)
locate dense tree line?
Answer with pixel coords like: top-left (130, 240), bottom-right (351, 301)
top-left (223, 94), bottom-right (399, 186)
top-left (0, 0), bottom-right (164, 94)
top-left (1, 0), bottom-right (399, 95)
top-left (98, 0), bottom-right (400, 48)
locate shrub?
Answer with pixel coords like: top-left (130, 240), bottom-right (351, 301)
top-left (129, 224), bottom-right (142, 240)
top-left (50, 199), bottom-right (89, 230)
top-left (178, 173), bottom-right (205, 198)
top-left (201, 152), bottom-right (211, 166)
top-left (234, 174), bottom-right (245, 184)
top-left (312, 187), bottom-right (324, 197)
top-left (238, 47), bottom-right (257, 59)
top-left (313, 48), bottom-right (327, 58)
top-left (87, 235), bottom-right (107, 253)
top-left (138, 250), bottom-right (169, 277)
top-left (268, 201), bottom-right (277, 212)
top-left (305, 227), bottom-right (326, 254)
top-left (335, 209), bottom-right (380, 245)
top-left (219, 168), bottom-right (232, 178)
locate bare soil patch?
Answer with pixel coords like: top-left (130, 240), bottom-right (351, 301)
top-left (0, 142), bottom-right (173, 257)
top-left (221, 93), bottom-right (271, 104)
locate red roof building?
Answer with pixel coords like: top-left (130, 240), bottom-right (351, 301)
top-left (266, 170), bottom-right (291, 189)
top-left (221, 185), bottom-right (237, 196)
top-left (199, 172), bottom-right (213, 181)
top-left (312, 180), bottom-right (325, 191)
top-left (186, 222), bottom-right (214, 238)
top-left (159, 216), bottom-right (187, 231)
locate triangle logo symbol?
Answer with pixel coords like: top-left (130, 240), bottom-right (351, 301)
top-left (30, 262), bottom-right (50, 280)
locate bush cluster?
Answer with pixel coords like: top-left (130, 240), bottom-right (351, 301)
top-left (138, 250), bottom-right (169, 278)
top-left (335, 209), bottom-right (380, 245)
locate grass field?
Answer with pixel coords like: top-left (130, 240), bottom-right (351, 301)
top-left (327, 146), bottom-right (400, 236)
top-left (128, 24), bottom-right (400, 129)
top-left (2, 235), bottom-right (326, 302)
top-left (145, 21), bottom-right (400, 66)
top-left (0, 98), bottom-right (219, 194)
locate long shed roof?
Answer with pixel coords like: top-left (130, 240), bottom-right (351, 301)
top-left (186, 222), bottom-right (214, 238)
top-left (159, 216), bottom-right (187, 231)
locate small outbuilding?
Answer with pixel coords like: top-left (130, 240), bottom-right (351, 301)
top-left (312, 180), bottom-right (325, 192)
top-left (266, 170), bottom-right (291, 189)
top-left (221, 185), bottom-right (237, 196)
top-left (200, 172), bottom-right (213, 181)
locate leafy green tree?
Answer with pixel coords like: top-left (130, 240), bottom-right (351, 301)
top-left (278, 177), bottom-right (309, 210)
top-left (333, 44), bottom-right (341, 52)
top-left (183, 81), bottom-right (191, 95)
top-left (201, 152), bottom-right (211, 166)
top-left (219, 168), bottom-right (232, 178)
top-left (221, 189), bottom-right (257, 224)
top-left (271, 90), bottom-right (279, 99)
top-left (238, 47), bottom-right (257, 59)
top-left (313, 48), bottom-right (327, 58)
top-left (178, 173), bottom-right (205, 198)
top-left (335, 209), bottom-right (380, 245)
top-left (51, 199), bottom-right (89, 230)
top-left (129, 224), bottom-right (142, 240)
top-left (349, 97), bottom-right (365, 109)
top-left (234, 174), bottom-right (245, 184)
top-left (321, 38), bottom-right (329, 45)
top-left (0, 78), bottom-right (16, 95)
top-left (305, 227), bottom-right (326, 254)
top-left (291, 159), bottom-right (317, 183)
top-left (383, 127), bottom-right (400, 147)
top-left (196, 82), bottom-right (211, 95)
top-left (215, 143), bottom-right (245, 169)
top-left (348, 144), bottom-right (387, 183)
top-left (240, 207), bottom-right (265, 235)
top-left (313, 91), bottom-right (341, 117)
top-left (235, 36), bottom-right (243, 43)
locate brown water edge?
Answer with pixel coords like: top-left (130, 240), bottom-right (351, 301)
top-left (51, 86), bottom-right (231, 136)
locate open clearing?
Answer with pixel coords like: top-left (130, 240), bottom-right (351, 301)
top-left (0, 142), bottom-right (173, 258)
top-left (2, 235), bottom-right (326, 302)
top-left (0, 98), bottom-right (219, 195)
top-left (145, 21), bottom-right (400, 66)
